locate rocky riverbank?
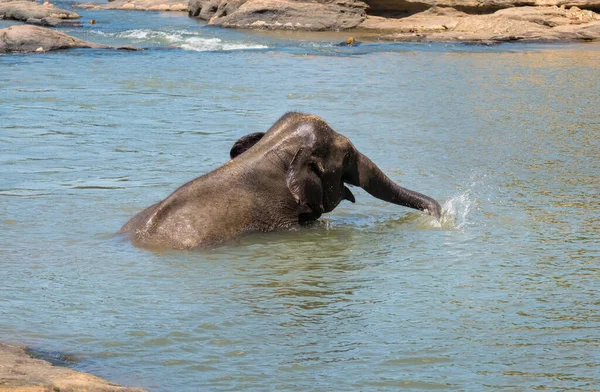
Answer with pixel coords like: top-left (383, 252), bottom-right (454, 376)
top-left (361, 5), bottom-right (600, 43)
top-left (187, 0), bottom-right (600, 42)
top-left (2, 0), bottom-right (600, 43)
top-left (0, 342), bottom-right (146, 391)
top-left (73, 0), bottom-right (600, 43)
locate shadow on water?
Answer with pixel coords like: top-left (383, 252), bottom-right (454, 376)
top-left (26, 347), bottom-right (82, 367)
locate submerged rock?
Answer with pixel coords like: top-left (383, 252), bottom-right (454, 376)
top-left (75, 0), bottom-right (187, 11)
top-left (0, 25), bottom-right (139, 53)
top-left (0, 342), bottom-right (146, 391)
top-left (0, 0), bottom-right (80, 26)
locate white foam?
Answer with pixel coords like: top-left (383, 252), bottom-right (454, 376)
top-left (180, 37), bottom-right (267, 52)
top-left (120, 29), bottom-right (152, 40)
top-left (91, 29), bottom-right (267, 51)
top-left (88, 30), bottom-right (108, 36)
top-left (299, 42), bottom-right (335, 48)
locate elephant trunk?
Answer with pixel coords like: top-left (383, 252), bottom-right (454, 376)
top-left (352, 152), bottom-right (442, 219)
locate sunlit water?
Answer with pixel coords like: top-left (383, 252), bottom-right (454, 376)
top-left (1, 4), bottom-right (599, 391)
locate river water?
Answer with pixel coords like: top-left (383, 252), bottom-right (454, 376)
top-left (1, 5), bottom-right (599, 391)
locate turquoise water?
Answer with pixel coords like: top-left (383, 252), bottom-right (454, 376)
top-left (1, 4), bottom-right (599, 391)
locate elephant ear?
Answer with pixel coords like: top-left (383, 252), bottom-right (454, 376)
top-left (286, 147), bottom-right (324, 216)
top-left (230, 132), bottom-right (265, 159)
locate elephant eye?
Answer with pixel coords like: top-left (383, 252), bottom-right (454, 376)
top-left (310, 161), bottom-right (324, 176)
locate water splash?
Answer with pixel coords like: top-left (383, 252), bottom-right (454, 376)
top-left (370, 190), bottom-right (477, 231)
top-left (439, 190), bottom-right (477, 230)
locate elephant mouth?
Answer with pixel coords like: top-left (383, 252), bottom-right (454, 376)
top-left (343, 186), bottom-right (356, 203)
top-left (323, 185), bottom-right (355, 213)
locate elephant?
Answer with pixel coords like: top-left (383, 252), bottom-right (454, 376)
top-left (119, 112), bottom-right (442, 249)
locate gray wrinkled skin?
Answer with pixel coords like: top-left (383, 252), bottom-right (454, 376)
top-left (120, 112), bottom-right (442, 249)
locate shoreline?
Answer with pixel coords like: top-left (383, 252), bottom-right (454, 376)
top-left (1, 0), bottom-right (599, 52)
top-left (228, 6), bottom-right (600, 44)
top-left (0, 342), bottom-right (146, 392)
top-left (80, 1), bottom-right (600, 44)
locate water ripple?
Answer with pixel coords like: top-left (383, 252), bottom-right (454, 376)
top-left (1, 26), bottom-right (599, 392)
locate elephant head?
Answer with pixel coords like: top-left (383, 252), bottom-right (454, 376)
top-left (230, 113), bottom-right (442, 221)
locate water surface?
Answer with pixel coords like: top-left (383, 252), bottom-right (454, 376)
top-left (1, 6), bottom-right (599, 391)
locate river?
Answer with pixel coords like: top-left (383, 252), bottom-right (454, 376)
top-left (1, 4), bottom-right (599, 391)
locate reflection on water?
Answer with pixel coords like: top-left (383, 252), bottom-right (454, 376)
top-left (1, 12), bottom-right (599, 390)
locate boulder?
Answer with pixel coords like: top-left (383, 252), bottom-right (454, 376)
top-left (188, 0), bottom-right (368, 30)
top-left (75, 0), bottom-right (186, 11)
top-left (0, 24), bottom-right (139, 52)
top-left (0, 0), bottom-right (80, 26)
top-left (0, 342), bottom-right (146, 391)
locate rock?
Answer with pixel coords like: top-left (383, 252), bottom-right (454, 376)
top-left (364, 0), bottom-right (600, 14)
top-left (188, 0), bottom-right (368, 30)
top-left (0, 342), bottom-right (147, 391)
top-left (495, 5), bottom-right (600, 26)
top-left (75, 0), bottom-right (187, 11)
top-left (358, 6), bottom-right (468, 32)
top-left (360, 5), bottom-right (600, 42)
top-left (0, 25), bottom-right (139, 52)
top-left (550, 18), bottom-right (600, 39)
top-left (451, 13), bottom-right (550, 40)
top-left (0, 0), bottom-right (80, 26)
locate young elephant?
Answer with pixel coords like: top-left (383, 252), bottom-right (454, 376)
top-left (120, 112), bottom-right (442, 249)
